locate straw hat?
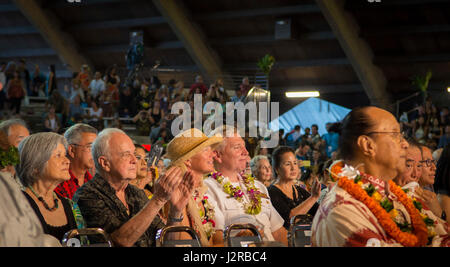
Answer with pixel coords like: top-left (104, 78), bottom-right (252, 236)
top-left (166, 128), bottom-right (223, 171)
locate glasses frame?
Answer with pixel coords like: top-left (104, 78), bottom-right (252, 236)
top-left (419, 159), bottom-right (437, 167)
top-left (72, 143), bottom-right (93, 151)
top-left (365, 131), bottom-right (407, 142)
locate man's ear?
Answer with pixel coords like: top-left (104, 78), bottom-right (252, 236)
top-left (357, 135), bottom-right (376, 158)
top-left (98, 156), bottom-right (110, 172)
top-left (67, 144), bottom-right (76, 159)
top-left (213, 150), bottom-right (223, 164)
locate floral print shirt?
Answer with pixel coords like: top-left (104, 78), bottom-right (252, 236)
top-left (73, 174), bottom-right (165, 247)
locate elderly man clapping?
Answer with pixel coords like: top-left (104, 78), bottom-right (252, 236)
top-left (74, 128), bottom-right (195, 247)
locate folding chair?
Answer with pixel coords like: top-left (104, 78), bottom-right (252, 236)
top-left (62, 228), bottom-right (113, 247)
top-left (288, 214), bottom-right (314, 247)
top-left (224, 223), bottom-right (262, 247)
top-left (156, 226), bottom-right (202, 247)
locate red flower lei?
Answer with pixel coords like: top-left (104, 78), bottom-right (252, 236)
top-left (333, 162), bottom-right (428, 247)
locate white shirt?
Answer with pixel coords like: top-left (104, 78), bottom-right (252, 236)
top-left (89, 107), bottom-right (103, 121)
top-left (89, 79), bottom-right (106, 98)
top-left (204, 174), bottom-right (284, 241)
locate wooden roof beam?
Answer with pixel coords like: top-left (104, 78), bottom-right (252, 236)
top-left (12, 0), bottom-right (94, 72)
top-left (315, 0), bottom-right (393, 110)
top-left (152, 0), bottom-right (228, 82)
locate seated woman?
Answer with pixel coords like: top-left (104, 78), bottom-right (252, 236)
top-left (268, 146), bottom-right (321, 230)
top-left (129, 144), bottom-right (154, 199)
top-left (44, 106), bottom-right (61, 133)
top-left (166, 128), bottom-right (222, 246)
top-left (250, 155), bottom-right (273, 187)
top-left (17, 133), bottom-right (80, 243)
top-left (86, 100), bottom-right (103, 130)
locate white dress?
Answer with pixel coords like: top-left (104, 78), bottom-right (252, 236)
top-left (204, 174), bottom-right (284, 241)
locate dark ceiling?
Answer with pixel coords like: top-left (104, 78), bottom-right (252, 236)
top-left (0, 0), bottom-right (449, 115)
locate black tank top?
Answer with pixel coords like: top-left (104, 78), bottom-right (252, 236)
top-left (23, 192), bottom-right (77, 243)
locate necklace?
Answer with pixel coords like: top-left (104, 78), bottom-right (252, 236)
top-left (329, 161), bottom-right (428, 247)
top-left (28, 186), bottom-right (59, 212)
top-left (210, 172), bottom-right (268, 215)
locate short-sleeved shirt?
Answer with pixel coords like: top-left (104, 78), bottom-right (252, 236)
top-left (73, 174), bottom-right (165, 247)
top-left (204, 174), bottom-right (284, 241)
top-left (55, 170), bottom-right (93, 200)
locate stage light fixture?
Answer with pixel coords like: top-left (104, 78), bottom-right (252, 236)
top-left (285, 91), bottom-right (320, 98)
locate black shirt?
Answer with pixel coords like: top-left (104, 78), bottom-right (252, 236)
top-left (23, 192), bottom-right (77, 243)
top-left (267, 184), bottom-right (319, 230)
top-left (73, 174), bottom-right (165, 247)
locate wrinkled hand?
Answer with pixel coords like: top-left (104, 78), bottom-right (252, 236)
top-left (169, 170), bottom-right (196, 214)
top-left (152, 166), bottom-right (183, 204)
top-left (416, 189), bottom-right (443, 217)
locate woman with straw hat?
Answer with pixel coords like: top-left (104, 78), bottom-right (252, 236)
top-left (166, 128), bottom-right (223, 246)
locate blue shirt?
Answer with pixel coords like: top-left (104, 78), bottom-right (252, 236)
top-left (322, 132), bottom-right (339, 158)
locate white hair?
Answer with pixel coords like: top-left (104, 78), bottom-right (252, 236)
top-left (250, 155), bottom-right (270, 176)
top-left (92, 128), bottom-right (127, 172)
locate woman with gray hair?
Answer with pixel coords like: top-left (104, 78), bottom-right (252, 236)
top-left (250, 155), bottom-right (273, 187)
top-left (18, 132), bottom-right (78, 243)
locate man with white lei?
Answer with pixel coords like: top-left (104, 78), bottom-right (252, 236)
top-left (204, 125), bottom-right (287, 246)
top-left (311, 107), bottom-right (449, 247)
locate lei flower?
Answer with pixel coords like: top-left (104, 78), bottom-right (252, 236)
top-left (332, 161), bottom-right (429, 247)
top-left (210, 172), bottom-right (267, 215)
top-left (194, 194), bottom-right (216, 238)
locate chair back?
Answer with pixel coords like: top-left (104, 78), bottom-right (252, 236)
top-left (288, 214), bottom-right (313, 247)
top-left (62, 228), bottom-right (113, 247)
top-left (156, 226), bottom-right (202, 247)
top-left (224, 223), bottom-right (262, 247)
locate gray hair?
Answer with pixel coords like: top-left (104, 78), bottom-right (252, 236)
top-left (92, 128), bottom-right (127, 172)
top-left (64, 123), bottom-right (98, 145)
top-left (0, 119), bottom-right (29, 136)
top-left (17, 133), bottom-right (68, 187)
top-left (250, 155), bottom-right (269, 176)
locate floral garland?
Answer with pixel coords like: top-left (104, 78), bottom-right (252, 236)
top-left (329, 161), bottom-right (429, 247)
top-left (0, 146), bottom-right (19, 169)
top-left (210, 172), bottom-right (268, 215)
top-left (193, 194), bottom-right (216, 239)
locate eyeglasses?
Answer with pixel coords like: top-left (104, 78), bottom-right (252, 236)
top-left (419, 159), bottom-right (437, 167)
top-left (72, 144), bottom-right (93, 151)
top-left (365, 131), bottom-right (407, 142)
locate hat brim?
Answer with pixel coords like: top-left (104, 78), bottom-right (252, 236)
top-left (169, 135), bottom-right (223, 170)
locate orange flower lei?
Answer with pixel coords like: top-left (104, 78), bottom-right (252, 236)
top-left (332, 162), bottom-right (428, 247)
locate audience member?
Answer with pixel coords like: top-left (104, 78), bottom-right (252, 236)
top-left (6, 71), bottom-right (26, 116)
top-left (133, 110), bottom-right (155, 137)
top-left (73, 128), bottom-right (194, 247)
top-left (312, 106), bottom-right (447, 247)
top-left (434, 145), bottom-right (450, 223)
top-left (55, 124), bottom-right (98, 199)
top-left (268, 146), bottom-right (320, 230)
top-left (18, 133), bottom-right (79, 242)
top-left (46, 64), bottom-right (57, 97)
top-left (204, 126), bottom-right (288, 246)
top-left (44, 106), bottom-right (61, 133)
top-left (250, 155), bottom-right (273, 187)
top-left (0, 118), bottom-right (30, 148)
top-left (189, 75), bottom-right (208, 98)
top-left (89, 71), bottom-right (106, 100)
top-left (129, 144), bottom-right (153, 199)
top-left (166, 128), bottom-right (223, 246)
